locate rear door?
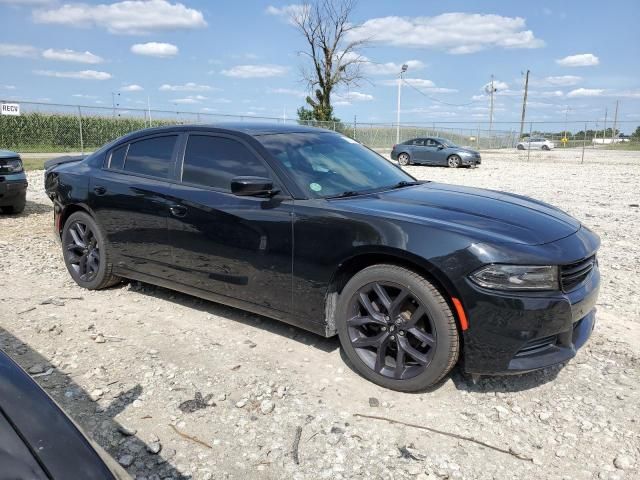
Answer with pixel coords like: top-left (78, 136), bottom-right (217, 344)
top-left (167, 133), bottom-right (293, 314)
top-left (89, 134), bottom-right (179, 279)
top-left (422, 138), bottom-right (441, 164)
top-left (408, 139), bottom-right (426, 162)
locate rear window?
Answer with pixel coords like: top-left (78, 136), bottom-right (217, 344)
top-left (123, 136), bottom-right (177, 178)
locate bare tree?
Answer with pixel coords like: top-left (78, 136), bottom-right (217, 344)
top-left (291, 0), bottom-right (368, 121)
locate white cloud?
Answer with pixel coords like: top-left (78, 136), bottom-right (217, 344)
top-left (556, 53), bottom-right (599, 67)
top-left (72, 93), bottom-right (98, 99)
top-left (347, 13), bottom-right (544, 53)
top-left (268, 88), bottom-right (307, 98)
top-left (567, 88), bottom-right (604, 97)
top-left (42, 48), bottom-right (104, 64)
top-left (173, 95), bottom-right (207, 104)
top-left (536, 75), bottom-right (582, 86)
top-left (159, 82), bottom-right (213, 92)
top-left (34, 69), bottom-right (112, 80)
top-left (0, 0), bottom-right (53, 4)
top-left (537, 90), bottom-right (565, 98)
top-left (0, 43), bottom-right (38, 57)
top-left (379, 77), bottom-right (458, 93)
top-left (1, 84), bottom-right (17, 90)
top-left (362, 59), bottom-right (425, 75)
top-left (482, 80), bottom-right (509, 91)
top-left (334, 91), bottom-right (374, 106)
top-left (33, 0), bottom-right (207, 35)
top-left (120, 84), bottom-right (144, 92)
top-left (131, 42), bottom-right (178, 57)
top-left (221, 64), bottom-right (288, 78)
top-left (265, 4), bottom-right (308, 24)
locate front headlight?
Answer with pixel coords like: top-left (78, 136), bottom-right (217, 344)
top-left (3, 158), bottom-right (24, 173)
top-left (469, 265), bottom-right (559, 291)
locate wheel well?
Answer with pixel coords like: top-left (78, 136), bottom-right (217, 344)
top-left (324, 252), bottom-right (464, 337)
top-left (57, 204), bottom-right (90, 237)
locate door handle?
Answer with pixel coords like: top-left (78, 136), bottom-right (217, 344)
top-left (93, 185), bottom-right (107, 196)
top-left (169, 205), bottom-right (187, 218)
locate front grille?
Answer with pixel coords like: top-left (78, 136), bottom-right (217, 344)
top-left (515, 334), bottom-right (558, 357)
top-left (560, 256), bottom-right (596, 292)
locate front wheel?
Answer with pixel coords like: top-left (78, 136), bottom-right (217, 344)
top-left (397, 153), bottom-right (411, 166)
top-left (336, 264), bottom-right (460, 392)
top-left (542, 145), bottom-right (550, 151)
top-left (516, 144), bottom-right (525, 150)
top-left (447, 155), bottom-right (461, 168)
top-left (62, 211), bottom-right (121, 290)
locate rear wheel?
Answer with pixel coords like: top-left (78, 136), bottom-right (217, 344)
top-left (516, 144), bottom-right (525, 150)
top-left (336, 264), bottom-right (459, 391)
top-left (398, 153), bottom-right (411, 166)
top-left (62, 211), bottom-right (120, 290)
top-left (447, 155), bottom-right (461, 168)
top-left (542, 145), bottom-right (550, 151)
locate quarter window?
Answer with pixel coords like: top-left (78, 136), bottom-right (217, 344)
top-left (108, 145), bottom-right (127, 170)
top-left (123, 135), bottom-right (177, 178)
top-left (182, 135), bottom-right (270, 190)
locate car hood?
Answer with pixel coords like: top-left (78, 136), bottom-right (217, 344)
top-left (332, 182), bottom-right (581, 245)
top-left (448, 146), bottom-right (478, 155)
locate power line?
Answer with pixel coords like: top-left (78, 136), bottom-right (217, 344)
top-left (401, 78), bottom-right (477, 107)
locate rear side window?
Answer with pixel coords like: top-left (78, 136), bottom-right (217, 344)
top-left (182, 135), bottom-right (270, 190)
top-left (124, 135), bottom-right (177, 178)
top-left (108, 145), bottom-right (127, 170)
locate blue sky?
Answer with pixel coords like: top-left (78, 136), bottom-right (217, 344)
top-left (1, 0), bottom-right (639, 131)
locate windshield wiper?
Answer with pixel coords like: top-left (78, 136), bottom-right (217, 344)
top-left (390, 180), bottom-right (422, 189)
top-left (326, 190), bottom-right (363, 199)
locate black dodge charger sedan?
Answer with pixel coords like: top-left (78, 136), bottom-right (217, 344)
top-left (44, 124), bottom-right (600, 392)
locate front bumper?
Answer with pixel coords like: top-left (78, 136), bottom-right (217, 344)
top-left (461, 156), bottom-right (481, 166)
top-left (0, 173), bottom-right (28, 206)
top-left (461, 265), bottom-right (599, 375)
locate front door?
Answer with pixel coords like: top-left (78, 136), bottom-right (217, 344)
top-left (167, 133), bottom-right (293, 314)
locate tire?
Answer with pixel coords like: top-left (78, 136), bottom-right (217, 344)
top-left (447, 155), bottom-right (461, 168)
top-left (542, 145), bottom-right (550, 151)
top-left (516, 144), bottom-right (525, 150)
top-left (61, 211), bottom-right (121, 290)
top-left (397, 153), bottom-right (411, 166)
top-left (336, 264), bottom-right (460, 392)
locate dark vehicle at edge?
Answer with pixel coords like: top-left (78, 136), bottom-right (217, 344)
top-left (0, 149), bottom-right (28, 214)
top-left (391, 137), bottom-right (481, 168)
top-left (0, 349), bottom-right (128, 479)
top-left (44, 123), bottom-right (599, 392)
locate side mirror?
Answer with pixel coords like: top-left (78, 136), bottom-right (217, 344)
top-left (437, 144), bottom-right (445, 150)
top-left (231, 176), bottom-right (277, 197)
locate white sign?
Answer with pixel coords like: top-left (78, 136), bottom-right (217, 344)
top-left (1, 103), bottom-right (20, 116)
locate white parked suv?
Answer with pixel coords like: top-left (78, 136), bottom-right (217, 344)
top-left (516, 137), bottom-right (555, 150)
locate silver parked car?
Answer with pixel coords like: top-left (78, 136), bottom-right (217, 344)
top-left (390, 137), bottom-right (481, 167)
top-left (516, 137), bottom-right (555, 150)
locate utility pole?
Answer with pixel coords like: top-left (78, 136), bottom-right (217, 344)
top-left (518, 70), bottom-right (530, 141)
top-left (486, 74), bottom-right (497, 132)
top-left (602, 107), bottom-right (608, 143)
top-left (111, 92), bottom-right (120, 118)
top-left (563, 105), bottom-right (570, 147)
top-left (611, 100), bottom-right (619, 144)
top-left (396, 64), bottom-right (408, 144)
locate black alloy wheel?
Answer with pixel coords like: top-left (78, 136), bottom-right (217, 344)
top-left (62, 211), bottom-right (120, 290)
top-left (336, 264), bottom-right (459, 391)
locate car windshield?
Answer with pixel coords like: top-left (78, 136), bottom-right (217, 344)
top-left (258, 132), bottom-right (415, 198)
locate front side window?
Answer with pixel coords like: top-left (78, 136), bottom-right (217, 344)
top-left (182, 135), bottom-right (270, 190)
top-left (259, 132), bottom-right (414, 198)
top-left (425, 139), bottom-right (438, 147)
top-left (124, 135), bottom-right (177, 178)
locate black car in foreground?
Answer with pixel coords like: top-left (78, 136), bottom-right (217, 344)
top-left (0, 349), bottom-right (128, 479)
top-left (44, 124), bottom-right (600, 391)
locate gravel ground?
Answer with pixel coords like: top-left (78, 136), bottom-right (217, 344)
top-left (1, 148), bottom-right (639, 480)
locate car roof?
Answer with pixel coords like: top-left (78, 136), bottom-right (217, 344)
top-left (0, 149), bottom-right (20, 159)
top-left (116, 122), bottom-right (333, 142)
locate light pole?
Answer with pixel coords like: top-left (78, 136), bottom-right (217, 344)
top-left (111, 92), bottom-right (120, 117)
top-left (396, 64), bottom-right (408, 144)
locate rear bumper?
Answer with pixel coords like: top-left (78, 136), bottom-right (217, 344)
top-left (461, 265), bottom-right (599, 375)
top-left (0, 174), bottom-right (28, 206)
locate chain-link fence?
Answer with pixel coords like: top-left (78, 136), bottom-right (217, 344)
top-left (1, 100), bottom-right (638, 164)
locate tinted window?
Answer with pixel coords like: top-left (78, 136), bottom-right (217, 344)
top-left (108, 145), bottom-right (127, 170)
top-left (425, 139), bottom-right (439, 147)
top-left (411, 139), bottom-right (424, 146)
top-left (124, 135), bottom-right (177, 178)
top-left (182, 135), bottom-right (270, 190)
